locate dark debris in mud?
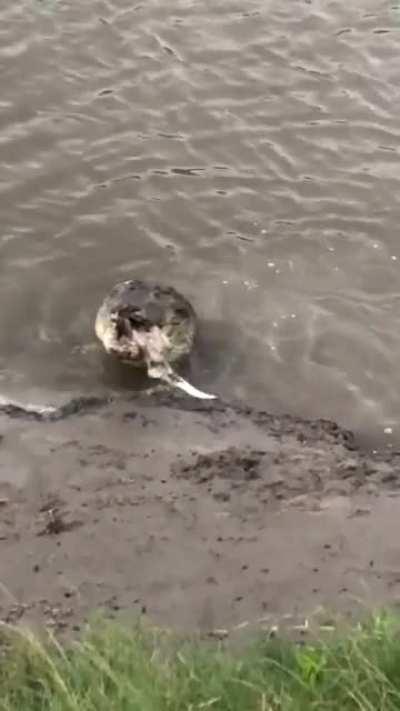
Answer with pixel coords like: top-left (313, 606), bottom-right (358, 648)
top-left (175, 447), bottom-right (265, 483)
top-left (36, 507), bottom-right (83, 537)
top-left (173, 443), bottom-right (400, 507)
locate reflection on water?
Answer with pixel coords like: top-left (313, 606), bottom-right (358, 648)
top-left (0, 0), bottom-right (400, 446)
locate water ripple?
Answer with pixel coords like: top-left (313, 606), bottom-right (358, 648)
top-left (0, 0), bottom-right (399, 444)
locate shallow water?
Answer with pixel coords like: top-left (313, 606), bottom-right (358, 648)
top-left (1, 0), bottom-right (400, 445)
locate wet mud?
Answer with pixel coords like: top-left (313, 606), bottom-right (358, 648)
top-left (0, 393), bottom-right (399, 635)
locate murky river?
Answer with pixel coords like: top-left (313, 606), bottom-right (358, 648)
top-left (1, 0), bottom-right (400, 445)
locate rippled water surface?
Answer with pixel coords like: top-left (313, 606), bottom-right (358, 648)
top-left (1, 0), bottom-right (400, 444)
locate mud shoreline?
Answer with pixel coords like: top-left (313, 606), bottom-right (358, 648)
top-left (0, 392), bottom-right (399, 635)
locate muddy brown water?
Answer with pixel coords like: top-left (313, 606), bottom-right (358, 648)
top-left (1, 0), bottom-right (400, 632)
top-left (1, 0), bottom-right (400, 445)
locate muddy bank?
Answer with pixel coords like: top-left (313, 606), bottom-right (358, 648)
top-left (0, 393), bottom-right (399, 634)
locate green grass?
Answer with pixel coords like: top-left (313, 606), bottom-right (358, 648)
top-left (0, 614), bottom-right (400, 710)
